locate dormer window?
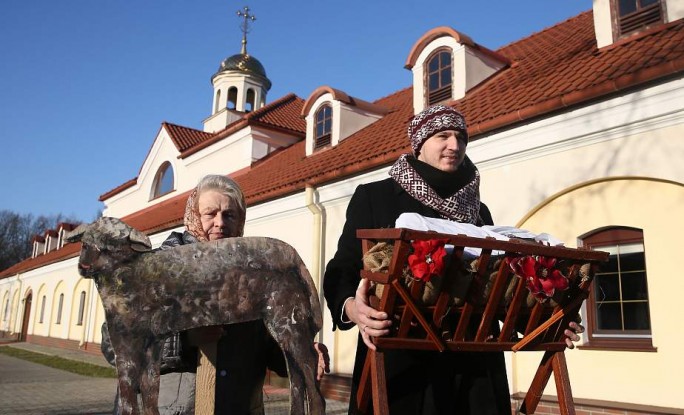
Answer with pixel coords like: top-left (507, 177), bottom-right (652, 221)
top-left (405, 27), bottom-right (509, 114)
top-left (314, 104), bottom-right (332, 149)
top-left (615, 0), bottom-right (663, 37)
top-left (303, 86), bottom-right (388, 156)
top-left (151, 161), bottom-right (174, 199)
top-left (426, 49), bottom-right (453, 106)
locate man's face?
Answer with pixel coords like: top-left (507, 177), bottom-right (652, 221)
top-left (417, 129), bottom-right (467, 172)
top-left (198, 190), bottom-right (241, 240)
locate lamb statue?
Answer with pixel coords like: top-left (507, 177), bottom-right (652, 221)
top-left (66, 217), bottom-right (325, 415)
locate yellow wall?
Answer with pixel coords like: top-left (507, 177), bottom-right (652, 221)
top-left (512, 178), bottom-right (684, 409)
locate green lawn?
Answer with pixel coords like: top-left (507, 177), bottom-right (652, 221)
top-left (0, 345), bottom-right (116, 378)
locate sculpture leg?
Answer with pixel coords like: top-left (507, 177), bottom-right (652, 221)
top-left (115, 355), bottom-right (142, 415)
top-left (110, 329), bottom-right (145, 415)
top-left (279, 341), bottom-right (325, 415)
top-left (265, 315), bottom-right (325, 414)
top-left (300, 343), bottom-right (326, 415)
top-left (139, 341), bottom-right (161, 415)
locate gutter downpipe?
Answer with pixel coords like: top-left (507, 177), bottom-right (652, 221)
top-left (305, 185), bottom-right (325, 342)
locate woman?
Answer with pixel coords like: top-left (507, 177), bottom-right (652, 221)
top-left (323, 105), bottom-right (581, 414)
top-left (104, 174), bottom-right (329, 414)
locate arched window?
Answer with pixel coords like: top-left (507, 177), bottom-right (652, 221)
top-left (152, 162), bottom-right (174, 199)
top-left (39, 295), bottom-right (46, 323)
top-left (3, 298), bottom-right (8, 321)
top-left (214, 89), bottom-right (221, 114)
top-left (615, 0), bottom-right (663, 38)
top-left (77, 291), bottom-right (86, 326)
top-left (581, 226), bottom-right (654, 351)
top-left (246, 88), bottom-right (255, 112)
top-left (314, 105), bottom-right (332, 150)
top-left (426, 49), bottom-right (452, 106)
top-left (227, 87), bottom-right (238, 110)
top-left (55, 293), bottom-right (64, 324)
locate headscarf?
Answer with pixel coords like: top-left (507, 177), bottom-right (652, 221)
top-left (183, 188), bottom-right (209, 242)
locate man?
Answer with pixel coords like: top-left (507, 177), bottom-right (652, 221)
top-left (324, 105), bottom-right (581, 414)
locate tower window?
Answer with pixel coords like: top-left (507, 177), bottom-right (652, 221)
top-left (246, 88), bottom-right (255, 112)
top-left (214, 90), bottom-right (221, 114)
top-left (426, 50), bottom-right (452, 106)
top-left (615, 0), bottom-right (663, 37)
top-left (227, 87), bottom-right (238, 110)
top-left (314, 105), bottom-right (332, 150)
top-left (152, 162), bottom-right (174, 199)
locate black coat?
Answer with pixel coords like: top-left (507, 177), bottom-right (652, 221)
top-left (323, 178), bottom-right (510, 415)
top-left (161, 232), bottom-right (289, 414)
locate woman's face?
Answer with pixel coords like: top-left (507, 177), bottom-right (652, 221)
top-left (417, 129), bottom-right (467, 173)
top-left (197, 189), bottom-right (242, 240)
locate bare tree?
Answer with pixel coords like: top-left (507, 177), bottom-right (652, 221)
top-left (0, 210), bottom-right (79, 272)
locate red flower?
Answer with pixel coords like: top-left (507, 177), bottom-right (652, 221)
top-left (408, 239), bottom-right (448, 282)
top-left (508, 255), bottom-right (569, 302)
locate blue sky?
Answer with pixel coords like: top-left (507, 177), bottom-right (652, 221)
top-left (0, 1), bottom-right (590, 222)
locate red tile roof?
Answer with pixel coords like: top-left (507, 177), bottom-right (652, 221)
top-left (241, 13), bottom-right (683, 207)
top-left (0, 242), bottom-right (81, 278)
top-left (99, 177), bottom-right (137, 202)
top-left (466, 12), bottom-right (684, 134)
top-left (245, 93), bottom-right (307, 135)
top-left (178, 93), bottom-right (306, 159)
top-left (164, 122), bottom-right (214, 153)
top-left (4, 11), bottom-right (684, 278)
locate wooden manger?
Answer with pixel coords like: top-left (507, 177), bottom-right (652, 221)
top-left (355, 228), bottom-right (609, 415)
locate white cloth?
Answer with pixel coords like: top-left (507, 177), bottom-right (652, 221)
top-left (394, 213), bottom-right (564, 257)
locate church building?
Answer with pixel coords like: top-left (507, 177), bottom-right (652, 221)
top-left (2, 1), bottom-right (684, 413)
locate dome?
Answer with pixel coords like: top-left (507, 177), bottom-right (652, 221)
top-left (214, 53), bottom-right (271, 90)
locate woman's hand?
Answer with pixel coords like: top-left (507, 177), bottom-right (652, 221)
top-left (344, 278), bottom-right (392, 351)
top-left (564, 321), bottom-right (585, 349)
top-left (313, 342), bottom-right (330, 381)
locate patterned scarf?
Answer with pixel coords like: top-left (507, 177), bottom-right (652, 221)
top-left (183, 188), bottom-right (209, 242)
top-left (388, 154), bottom-right (481, 224)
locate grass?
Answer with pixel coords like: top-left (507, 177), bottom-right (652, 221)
top-left (0, 345), bottom-right (117, 378)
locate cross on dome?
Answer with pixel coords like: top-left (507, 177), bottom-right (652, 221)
top-left (236, 6), bottom-right (256, 54)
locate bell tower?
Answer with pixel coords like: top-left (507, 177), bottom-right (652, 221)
top-left (203, 6), bottom-right (272, 133)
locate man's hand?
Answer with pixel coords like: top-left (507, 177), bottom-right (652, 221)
top-left (344, 278), bottom-right (392, 350)
top-left (564, 321), bottom-right (585, 349)
top-left (314, 342), bottom-right (330, 381)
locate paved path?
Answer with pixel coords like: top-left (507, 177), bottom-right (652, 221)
top-left (0, 342), bottom-right (348, 414)
top-left (0, 352), bottom-right (116, 415)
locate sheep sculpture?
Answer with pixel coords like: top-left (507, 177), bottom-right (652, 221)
top-left (66, 217), bottom-right (325, 415)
